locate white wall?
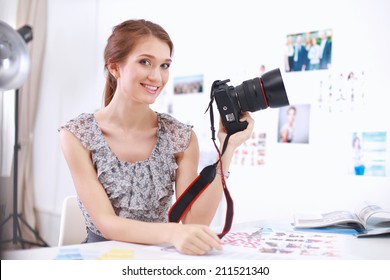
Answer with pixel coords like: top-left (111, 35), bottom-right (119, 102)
top-left (4, 0), bottom-right (390, 245)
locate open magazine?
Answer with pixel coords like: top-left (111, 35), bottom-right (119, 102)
top-left (293, 202), bottom-right (390, 237)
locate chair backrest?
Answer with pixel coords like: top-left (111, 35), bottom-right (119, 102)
top-left (58, 195), bottom-right (87, 246)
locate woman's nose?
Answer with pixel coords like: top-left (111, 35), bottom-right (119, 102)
top-left (148, 67), bottom-right (162, 82)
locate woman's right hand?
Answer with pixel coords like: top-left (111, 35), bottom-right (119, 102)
top-left (169, 223), bottom-right (223, 255)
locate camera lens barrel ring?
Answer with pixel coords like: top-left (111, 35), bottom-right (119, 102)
top-left (236, 78), bottom-right (268, 112)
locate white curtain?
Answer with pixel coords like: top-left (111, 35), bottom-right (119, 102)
top-left (2, 0), bottom-right (48, 249)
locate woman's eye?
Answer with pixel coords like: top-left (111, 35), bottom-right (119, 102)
top-left (161, 63), bottom-right (170, 69)
top-left (140, 59), bottom-right (151, 66)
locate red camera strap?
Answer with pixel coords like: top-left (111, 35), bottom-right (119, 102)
top-left (167, 155), bottom-right (234, 239)
top-left (168, 85), bottom-right (234, 239)
top-left (168, 164), bottom-right (217, 224)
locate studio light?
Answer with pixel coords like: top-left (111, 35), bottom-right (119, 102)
top-left (0, 21), bottom-right (32, 91)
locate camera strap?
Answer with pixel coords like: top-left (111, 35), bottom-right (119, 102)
top-left (168, 81), bottom-right (234, 239)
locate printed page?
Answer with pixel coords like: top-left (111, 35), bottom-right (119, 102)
top-left (145, 226), bottom-right (353, 260)
top-left (355, 202), bottom-right (390, 228)
top-left (294, 211), bottom-right (364, 229)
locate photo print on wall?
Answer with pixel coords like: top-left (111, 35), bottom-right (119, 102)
top-left (173, 74), bottom-right (204, 95)
top-left (351, 131), bottom-right (387, 177)
top-left (232, 130), bottom-right (267, 167)
top-left (318, 70), bottom-right (366, 113)
top-left (277, 104), bottom-right (311, 144)
top-left (284, 28), bottom-right (332, 73)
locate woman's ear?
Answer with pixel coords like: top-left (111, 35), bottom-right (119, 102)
top-left (108, 63), bottom-right (119, 79)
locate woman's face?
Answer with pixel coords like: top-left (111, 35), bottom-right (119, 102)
top-left (114, 35), bottom-right (172, 105)
top-left (287, 108), bottom-right (296, 124)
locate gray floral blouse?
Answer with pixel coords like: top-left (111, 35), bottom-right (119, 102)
top-left (60, 112), bottom-right (192, 237)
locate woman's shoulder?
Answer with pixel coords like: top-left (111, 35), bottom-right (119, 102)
top-left (60, 112), bottom-right (94, 129)
top-left (157, 112), bottom-right (193, 153)
top-left (58, 113), bottom-right (101, 150)
top-left (158, 112), bottom-right (192, 131)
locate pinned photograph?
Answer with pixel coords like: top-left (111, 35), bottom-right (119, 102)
top-left (173, 74), bottom-right (204, 95)
top-left (284, 29), bottom-right (332, 72)
top-left (351, 131), bottom-right (387, 177)
top-left (277, 104), bottom-right (311, 144)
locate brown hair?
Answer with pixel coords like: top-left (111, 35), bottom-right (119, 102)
top-left (103, 19), bottom-right (174, 106)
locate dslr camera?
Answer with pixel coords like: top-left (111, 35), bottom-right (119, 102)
top-left (212, 68), bottom-right (289, 135)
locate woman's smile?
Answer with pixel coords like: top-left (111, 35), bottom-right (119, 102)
top-left (141, 83), bottom-right (159, 94)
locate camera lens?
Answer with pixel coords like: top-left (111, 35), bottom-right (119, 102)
top-left (235, 68), bottom-right (289, 112)
top-left (261, 68), bottom-right (289, 108)
top-left (235, 78), bottom-right (267, 112)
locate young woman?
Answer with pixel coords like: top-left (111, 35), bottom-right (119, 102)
top-left (280, 106), bottom-right (296, 143)
top-left (59, 19), bottom-right (254, 255)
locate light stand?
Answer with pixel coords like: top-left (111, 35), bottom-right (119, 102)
top-left (0, 21), bottom-right (48, 249)
top-left (0, 89), bottom-right (49, 248)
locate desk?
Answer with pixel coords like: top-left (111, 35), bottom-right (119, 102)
top-left (2, 220), bottom-right (390, 260)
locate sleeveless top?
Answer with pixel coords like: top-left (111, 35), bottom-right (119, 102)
top-left (59, 112), bottom-right (192, 237)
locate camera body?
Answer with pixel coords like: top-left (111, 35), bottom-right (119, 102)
top-left (212, 68), bottom-right (289, 135)
top-left (213, 80), bottom-right (249, 135)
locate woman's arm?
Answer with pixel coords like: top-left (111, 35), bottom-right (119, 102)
top-left (59, 129), bottom-right (221, 255)
top-left (175, 113), bottom-right (254, 225)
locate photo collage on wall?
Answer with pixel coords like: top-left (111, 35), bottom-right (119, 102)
top-left (282, 27), bottom-right (388, 178)
top-left (168, 28), bottom-right (388, 177)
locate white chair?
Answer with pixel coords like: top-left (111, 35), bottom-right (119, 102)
top-left (58, 195), bottom-right (87, 246)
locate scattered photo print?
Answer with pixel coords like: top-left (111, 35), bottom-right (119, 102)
top-left (258, 231), bottom-right (342, 258)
